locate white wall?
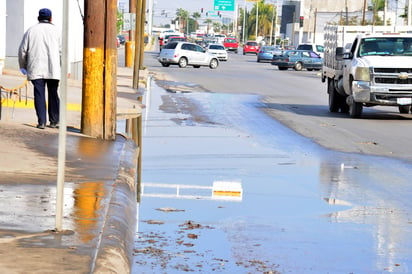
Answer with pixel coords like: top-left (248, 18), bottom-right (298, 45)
top-left (5, 0), bottom-right (84, 79)
top-left (0, 1), bottom-right (6, 74)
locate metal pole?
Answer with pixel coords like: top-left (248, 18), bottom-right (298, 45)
top-left (255, 2), bottom-right (259, 39)
top-left (270, 2), bottom-right (274, 45)
top-left (298, 0), bottom-right (304, 44)
top-left (242, 0), bottom-right (246, 43)
top-left (56, 0), bottom-right (69, 232)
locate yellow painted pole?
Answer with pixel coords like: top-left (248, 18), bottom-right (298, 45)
top-left (82, 0), bottom-right (105, 138)
top-left (125, 41), bottom-right (134, 67)
top-left (104, 0), bottom-right (117, 140)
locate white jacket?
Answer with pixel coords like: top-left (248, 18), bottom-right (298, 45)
top-left (18, 22), bottom-right (61, 80)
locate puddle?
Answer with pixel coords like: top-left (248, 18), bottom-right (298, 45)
top-left (133, 78), bottom-right (412, 273)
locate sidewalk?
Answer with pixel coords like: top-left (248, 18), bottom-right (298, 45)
top-left (0, 65), bottom-right (144, 273)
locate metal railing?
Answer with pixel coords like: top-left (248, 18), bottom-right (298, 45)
top-left (0, 79), bottom-right (29, 120)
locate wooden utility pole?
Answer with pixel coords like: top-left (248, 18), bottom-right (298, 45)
top-left (129, 0), bottom-right (136, 41)
top-left (133, 0), bottom-right (143, 89)
top-left (139, 0), bottom-right (146, 70)
top-left (362, 0), bottom-right (367, 25)
top-left (104, 0), bottom-right (118, 140)
top-left (82, 0), bottom-right (117, 139)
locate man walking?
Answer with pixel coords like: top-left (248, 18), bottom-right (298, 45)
top-left (18, 8), bottom-right (61, 129)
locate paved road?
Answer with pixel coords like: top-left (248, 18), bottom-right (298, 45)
top-left (131, 48), bottom-right (412, 273)
top-left (144, 48), bottom-right (412, 164)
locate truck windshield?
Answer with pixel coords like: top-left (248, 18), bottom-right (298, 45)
top-left (359, 37), bottom-right (412, 57)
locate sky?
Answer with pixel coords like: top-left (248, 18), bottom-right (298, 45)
top-left (118, 0), bottom-right (256, 26)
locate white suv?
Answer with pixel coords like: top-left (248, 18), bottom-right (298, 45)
top-left (159, 42), bottom-right (219, 69)
top-left (297, 43), bottom-right (324, 58)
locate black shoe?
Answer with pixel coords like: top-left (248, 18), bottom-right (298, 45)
top-left (49, 122), bottom-right (59, 128)
top-left (36, 124), bottom-right (45, 129)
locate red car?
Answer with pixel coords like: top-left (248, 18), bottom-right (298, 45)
top-left (223, 37), bottom-right (239, 53)
top-left (243, 41), bottom-right (260, 55)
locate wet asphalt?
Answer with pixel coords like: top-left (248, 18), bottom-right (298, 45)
top-left (132, 77), bottom-right (412, 273)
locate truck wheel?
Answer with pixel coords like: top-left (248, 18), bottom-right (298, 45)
top-left (178, 57), bottom-right (188, 68)
top-left (399, 105), bottom-right (410, 113)
top-left (278, 66), bottom-right (287, 70)
top-left (294, 62), bottom-right (303, 71)
top-left (349, 102), bottom-right (363, 118)
top-left (340, 99), bottom-right (349, 113)
top-left (328, 79), bottom-right (340, 112)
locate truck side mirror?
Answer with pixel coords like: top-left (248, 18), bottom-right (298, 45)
top-left (336, 47), bottom-right (344, 60)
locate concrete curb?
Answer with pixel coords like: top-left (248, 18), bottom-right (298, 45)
top-left (92, 135), bottom-right (139, 273)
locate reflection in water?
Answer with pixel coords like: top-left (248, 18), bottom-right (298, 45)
top-left (72, 181), bottom-right (105, 243)
top-left (141, 180), bottom-right (243, 201)
top-left (135, 80), bottom-right (412, 272)
top-left (75, 137), bottom-right (112, 159)
top-left (319, 156), bottom-right (412, 272)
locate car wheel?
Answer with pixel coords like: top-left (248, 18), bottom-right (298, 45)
top-left (294, 62), bottom-right (303, 71)
top-left (243, 51), bottom-right (246, 55)
top-left (307, 68), bottom-right (313, 71)
top-left (257, 58), bottom-right (261, 63)
top-left (178, 57), bottom-right (188, 68)
top-left (278, 66), bottom-right (287, 70)
top-left (399, 105), bottom-right (410, 113)
top-left (209, 58), bottom-right (219, 69)
top-left (161, 62), bottom-right (170, 67)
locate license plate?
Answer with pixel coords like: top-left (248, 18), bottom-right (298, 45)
top-left (397, 98), bottom-right (412, 105)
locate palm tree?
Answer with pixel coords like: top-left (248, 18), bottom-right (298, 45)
top-left (204, 18), bottom-right (213, 34)
top-left (248, 1), bottom-right (275, 40)
top-left (192, 12), bottom-right (201, 31)
top-left (213, 21), bottom-right (221, 33)
top-left (176, 8), bottom-right (189, 34)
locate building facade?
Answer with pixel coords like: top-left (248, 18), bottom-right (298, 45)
top-left (2, 0), bottom-right (84, 79)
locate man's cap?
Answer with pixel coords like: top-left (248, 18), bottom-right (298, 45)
top-left (38, 8), bottom-right (52, 20)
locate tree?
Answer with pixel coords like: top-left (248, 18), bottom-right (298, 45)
top-left (204, 19), bottom-right (213, 34)
top-left (176, 8), bottom-right (189, 34)
top-left (192, 12), bottom-right (201, 31)
top-left (213, 21), bottom-right (221, 33)
top-left (248, 0), bottom-right (275, 40)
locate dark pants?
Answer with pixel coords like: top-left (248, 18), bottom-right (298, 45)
top-left (31, 79), bottom-right (60, 125)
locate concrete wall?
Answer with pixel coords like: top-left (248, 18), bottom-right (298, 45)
top-left (0, 1), bottom-right (6, 74)
top-left (5, 0), bottom-right (84, 79)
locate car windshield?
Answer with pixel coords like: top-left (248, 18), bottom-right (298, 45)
top-left (163, 42), bottom-right (178, 49)
top-left (170, 37), bottom-right (186, 42)
top-left (209, 45), bottom-right (224, 50)
top-left (297, 44), bottom-right (312, 50)
top-left (247, 42), bottom-right (258, 46)
top-left (359, 37), bottom-right (412, 56)
top-left (262, 46), bottom-right (276, 51)
top-left (226, 39), bottom-right (237, 43)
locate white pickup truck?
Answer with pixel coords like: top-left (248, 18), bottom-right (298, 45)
top-left (322, 25), bottom-right (412, 118)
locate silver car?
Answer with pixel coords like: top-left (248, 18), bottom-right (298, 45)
top-left (206, 43), bottom-right (228, 61)
top-left (159, 42), bottom-right (219, 69)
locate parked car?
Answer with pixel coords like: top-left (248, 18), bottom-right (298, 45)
top-left (168, 36), bottom-right (187, 43)
top-left (206, 43), bottom-right (228, 61)
top-left (158, 41), bottom-right (219, 69)
top-left (243, 41), bottom-right (260, 55)
top-left (296, 43), bottom-right (325, 57)
top-left (223, 37), bottom-right (239, 53)
top-left (271, 50), bottom-right (322, 71)
top-left (117, 34), bottom-right (126, 45)
top-left (257, 46), bottom-right (282, 62)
